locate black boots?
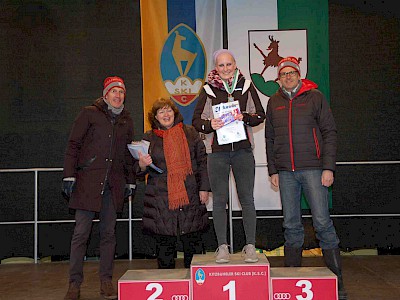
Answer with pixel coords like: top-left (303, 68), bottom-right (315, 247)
top-left (284, 246), bottom-right (303, 267)
top-left (184, 253), bottom-right (193, 268)
top-left (323, 248), bottom-right (348, 300)
top-left (284, 247), bottom-right (348, 299)
top-left (157, 256), bottom-right (176, 269)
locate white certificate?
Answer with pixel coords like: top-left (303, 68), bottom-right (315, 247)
top-left (212, 101), bottom-right (246, 145)
top-left (127, 140), bottom-right (163, 173)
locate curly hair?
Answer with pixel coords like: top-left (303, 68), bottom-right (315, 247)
top-left (148, 98), bottom-right (180, 129)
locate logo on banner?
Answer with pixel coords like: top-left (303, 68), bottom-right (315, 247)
top-left (248, 30), bottom-right (307, 97)
top-left (160, 23), bottom-right (206, 106)
top-left (194, 268), bottom-right (206, 285)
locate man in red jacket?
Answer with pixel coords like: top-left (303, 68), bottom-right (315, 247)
top-left (62, 76), bottom-right (137, 300)
top-left (265, 57), bottom-right (347, 299)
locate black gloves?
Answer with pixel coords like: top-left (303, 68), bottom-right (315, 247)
top-left (61, 177), bottom-right (76, 201)
top-left (61, 179), bottom-right (135, 201)
top-left (124, 184), bottom-right (136, 200)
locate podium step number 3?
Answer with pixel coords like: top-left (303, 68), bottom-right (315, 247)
top-left (271, 267), bottom-right (338, 300)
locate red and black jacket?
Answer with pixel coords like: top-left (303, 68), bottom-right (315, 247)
top-left (265, 79), bottom-right (337, 176)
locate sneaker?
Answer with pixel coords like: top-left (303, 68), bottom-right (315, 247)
top-left (64, 282), bottom-right (80, 300)
top-left (100, 281), bottom-right (117, 299)
top-left (215, 244), bottom-right (230, 263)
top-left (242, 244), bottom-right (259, 263)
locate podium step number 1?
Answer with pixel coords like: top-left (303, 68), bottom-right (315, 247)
top-left (191, 253), bottom-right (270, 300)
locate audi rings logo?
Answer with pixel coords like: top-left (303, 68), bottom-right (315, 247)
top-left (171, 295), bottom-right (189, 300)
top-left (273, 293), bottom-right (291, 300)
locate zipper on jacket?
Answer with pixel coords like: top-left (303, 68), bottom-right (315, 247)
top-left (289, 99), bottom-right (295, 171)
top-left (313, 128), bottom-right (321, 159)
top-left (102, 118), bottom-right (116, 195)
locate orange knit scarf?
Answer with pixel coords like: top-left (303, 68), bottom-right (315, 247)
top-left (153, 123), bottom-right (193, 210)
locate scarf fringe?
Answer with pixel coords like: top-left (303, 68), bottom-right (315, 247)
top-left (154, 123), bottom-right (193, 210)
top-left (167, 172), bottom-right (191, 210)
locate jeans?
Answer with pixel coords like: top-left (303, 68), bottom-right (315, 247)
top-left (279, 169), bottom-right (340, 250)
top-left (208, 148), bottom-right (256, 246)
top-left (68, 186), bottom-right (117, 284)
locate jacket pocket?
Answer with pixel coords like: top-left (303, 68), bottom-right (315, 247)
top-left (313, 128), bottom-right (321, 159)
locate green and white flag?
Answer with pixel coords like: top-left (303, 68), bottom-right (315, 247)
top-left (227, 0), bottom-right (329, 210)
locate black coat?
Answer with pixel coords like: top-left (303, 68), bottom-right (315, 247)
top-left (192, 76), bottom-right (265, 153)
top-left (63, 98), bottom-right (136, 213)
top-left (141, 123), bottom-right (210, 236)
top-left (265, 79), bottom-right (337, 176)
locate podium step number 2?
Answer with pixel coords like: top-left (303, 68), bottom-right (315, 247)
top-left (118, 269), bottom-right (190, 300)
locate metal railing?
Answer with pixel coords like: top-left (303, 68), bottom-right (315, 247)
top-left (1, 160), bottom-right (399, 262)
top-left (0, 168), bottom-right (140, 264)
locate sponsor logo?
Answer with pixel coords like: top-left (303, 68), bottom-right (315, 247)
top-left (273, 292), bottom-right (291, 299)
top-left (194, 268), bottom-right (206, 285)
top-left (171, 295), bottom-right (189, 300)
top-left (248, 29), bottom-right (307, 97)
top-left (160, 23), bottom-right (206, 106)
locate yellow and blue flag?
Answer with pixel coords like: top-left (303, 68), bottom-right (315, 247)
top-left (140, 0), bottom-right (222, 130)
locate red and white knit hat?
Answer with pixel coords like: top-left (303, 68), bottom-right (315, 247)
top-left (277, 57), bottom-right (301, 77)
top-left (103, 76), bottom-right (126, 97)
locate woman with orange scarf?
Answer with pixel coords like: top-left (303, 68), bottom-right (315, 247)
top-left (138, 98), bottom-right (210, 269)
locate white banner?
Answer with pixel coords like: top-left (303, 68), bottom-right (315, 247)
top-left (227, 0), bottom-right (281, 210)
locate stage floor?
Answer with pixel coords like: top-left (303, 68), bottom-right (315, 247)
top-left (0, 255), bottom-right (399, 299)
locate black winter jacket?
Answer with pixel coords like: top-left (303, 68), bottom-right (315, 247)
top-left (265, 79), bottom-right (337, 176)
top-left (141, 122), bottom-right (210, 237)
top-left (192, 77), bottom-right (265, 153)
top-left (63, 98), bottom-right (136, 213)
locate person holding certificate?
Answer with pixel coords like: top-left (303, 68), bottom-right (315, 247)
top-left (138, 98), bottom-right (210, 269)
top-left (192, 49), bottom-right (265, 263)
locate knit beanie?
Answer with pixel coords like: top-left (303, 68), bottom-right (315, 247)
top-left (277, 57), bottom-right (301, 77)
top-left (103, 76), bottom-right (126, 97)
top-left (212, 49), bottom-right (236, 65)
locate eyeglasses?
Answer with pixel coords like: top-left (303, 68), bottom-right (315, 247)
top-left (279, 70), bottom-right (298, 78)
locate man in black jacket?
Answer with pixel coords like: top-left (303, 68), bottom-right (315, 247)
top-left (265, 57), bottom-right (347, 299)
top-left (62, 76), bottom-right (137, 300)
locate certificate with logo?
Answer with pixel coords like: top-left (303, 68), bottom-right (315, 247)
top-left (212, 101), bottom-right (246, 145)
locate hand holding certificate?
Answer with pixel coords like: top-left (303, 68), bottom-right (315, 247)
top-left (212, 100), bottom-right (246, 145)
top-left (127, 140), bottom-right (164, 173)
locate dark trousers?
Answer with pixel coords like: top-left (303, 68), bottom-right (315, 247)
top-left (208, 148), bottom-right (256, 246)
top-left (155, 232), bottom-right (204, 269)
top-left (68, 187), bottom-right (117, 284)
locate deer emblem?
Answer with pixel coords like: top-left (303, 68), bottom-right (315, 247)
top-left (172, 30), bottom-right (197, 76)
top-left (254, 35), bottom-right (302, 76)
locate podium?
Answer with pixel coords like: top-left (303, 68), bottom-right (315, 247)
top-left (271, 267), bottom-right (338, 300)
top-left (191, 253), bottom-right (270, 299)
top-left (118, 252), bottom-right (339, 300)
top-left (118, 269), bottom-right (190, 300)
